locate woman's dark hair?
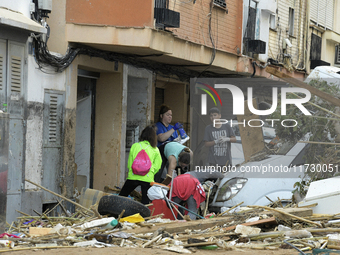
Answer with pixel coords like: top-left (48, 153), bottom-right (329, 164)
top-left (158, 104), bottom-right (172, 122)
top-left (139, 125), bottom-right (157, 148)
top-left (178, 147), bottom-right (191, 164)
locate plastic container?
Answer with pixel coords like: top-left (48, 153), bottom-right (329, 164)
top-left (85, 234), bottom-right (113, 243)
top-left (205, 213), bottom-right (215, 219)
top-left (73, 239), bottom-right (97, 247)
top-left (2, 103), bottom-right (7, 113)
top-left (284, 230), bottom-right (312, 238)
top-left (178, 128), bottom-right (188, 139)
top-left (102, 219), bottom-right (118, 229)
top-left (79, 217), bottom-right (116, 230)
top-left (278, 224), bottom-right (291, 231)
top-left (0, 240), bottom-right (14, 248)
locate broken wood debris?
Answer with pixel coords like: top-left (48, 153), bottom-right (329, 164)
top-left (2, 189), bottom-right (340, 253)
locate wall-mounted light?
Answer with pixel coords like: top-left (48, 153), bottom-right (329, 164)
top-left (285, 38), bottom-right (293, 48)
top-left (283, 38), bottom-right (292, 49)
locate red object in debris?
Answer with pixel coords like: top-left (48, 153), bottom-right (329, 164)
top-left (148, 199), bottom-right (178, 220)
top-left (205, 213), bottom-right (216, 219)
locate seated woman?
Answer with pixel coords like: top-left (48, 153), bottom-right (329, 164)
top-left (119, 125), bottom-right (162, 204)
top-left (154, 141), bottom-right (193, 183)
top-left (155, 104), bottom-right (182, 147)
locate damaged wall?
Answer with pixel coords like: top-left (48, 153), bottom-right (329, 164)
top-left (93, 72), bottom-right (124, 189)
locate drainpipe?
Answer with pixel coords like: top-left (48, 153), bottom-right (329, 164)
top-left (304, 0), bottom-right (311, 73)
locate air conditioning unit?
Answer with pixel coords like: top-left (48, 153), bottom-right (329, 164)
top-left (38, 0), bottom-right (52, 12)
top-left (335, 45), bottom-right (340, 64)
top-left (247, 40), bottom-right (266, 54)
top-left (154, 8), bottom-right (180, 28)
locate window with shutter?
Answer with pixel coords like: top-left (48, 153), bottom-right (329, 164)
top-left (10, 56), bottom-right (21, 93)
top-left (214, 0), bottom-right (227, 9)
top-left (8, 42), bottom-right (24, 116)
top-left (49, 95), bottom-right (58, 142)
top-left (310, 0), bottom-right (334, 30)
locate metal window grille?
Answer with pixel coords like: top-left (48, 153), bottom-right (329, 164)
top-left (49, 95), bottom-right (58, 142)
top-left (10, 56), bottom-right (21, 93)
top-left (335, 45), bottom-right (340, 64)
top-left (214, 0), bottom-right (226, 8)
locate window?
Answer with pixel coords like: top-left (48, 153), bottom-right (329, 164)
top-left (214, 0), bottom-right (226, 9)
top-left (269, 14), bottom-right (276, 30)
top-left (310, 33), bottom-right (322, 61)
top-left (335, 45), bottom-right (340, 65)
top-left (246, 7), bottom-right (256, 40)
top-left (310, 0), bottom-right (334, 30)
top-left (288, 8), bottom-right (295, 36)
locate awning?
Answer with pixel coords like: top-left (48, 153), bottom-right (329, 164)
top-left (0, 7), bottom-right (46, 34)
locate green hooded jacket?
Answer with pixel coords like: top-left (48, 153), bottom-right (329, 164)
top-left (127, 140), bottom-right (162, 182)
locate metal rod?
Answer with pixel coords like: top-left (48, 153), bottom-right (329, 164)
top-left (169, 169), bottom-right (176, 202)
top-left (161, 189), bottom-right (176, 220)
top-left (25, 179), bottom-right (94, 215)
top-left (168, 200), bottom-right (205, 219)
top-left (283, 239), bottom-right (307, 255)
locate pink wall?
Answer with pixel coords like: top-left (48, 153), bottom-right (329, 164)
top-left (169, 1), bottom-right (243, 56)
top-left (66, 0), bottom-right (154, 27)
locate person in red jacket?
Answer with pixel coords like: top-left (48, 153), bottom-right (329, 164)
top-left (170, 173), bottom-right (206, 220)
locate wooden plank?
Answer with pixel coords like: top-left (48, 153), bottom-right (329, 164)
top-left (248, 205), bottom-right (322, 228)
top-left (273, 207), bottom-right (313, 218)
top-left (237, 98), bottom-right (265, 162)
top-left (222, 217), bottom-right (277, 231)
top-left (29, 227), bottom-right (52, 236)
top-left (125, 216), bottom-right (233, 235)
top-left (183, 241), bottom-right (217, 247)
top-left (177, 231), bottom-right (237, 241)
top-left (265, 66), bottom-right (340, 107)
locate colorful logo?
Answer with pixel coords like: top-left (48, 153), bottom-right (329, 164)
top-left (196, 82), bottom-right (222, 115)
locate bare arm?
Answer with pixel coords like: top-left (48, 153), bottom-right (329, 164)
top-left (230, 136), bottom-right (237, 143)
top-left (205, 140), bottom-right (217, 147)
top-left (157, 128), bottom-right (175, 142)
top-left (167, 155), bottom-right (177, 175)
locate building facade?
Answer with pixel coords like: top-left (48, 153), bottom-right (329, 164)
top-left (2, 0), bottom-right (337, 225)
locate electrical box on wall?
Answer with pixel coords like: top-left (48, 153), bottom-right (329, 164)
top-left (38, 0), bottom-right (52, 12)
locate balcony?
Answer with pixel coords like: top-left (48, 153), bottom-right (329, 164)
top-left (63, 0), bottom-right (240, 76)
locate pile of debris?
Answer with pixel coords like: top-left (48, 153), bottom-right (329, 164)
top-left (2, 199), bottom-right (340, 254)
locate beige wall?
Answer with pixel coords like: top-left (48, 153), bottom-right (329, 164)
top-left (46, 0), bottom-right (127, 192)
top-left (164, 82), bottom-right (188, 125)
top-left (93, 72), bottom-right (124, 189)
top-left (334, 0), bottom-right (340, 34)
top-left (268, 0), bottom-right (307, 71)
top-left (47, 0), bottom-right (68, 54)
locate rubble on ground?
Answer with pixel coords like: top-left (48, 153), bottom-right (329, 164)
top-left (2, 198), bottom-right (340, 254)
